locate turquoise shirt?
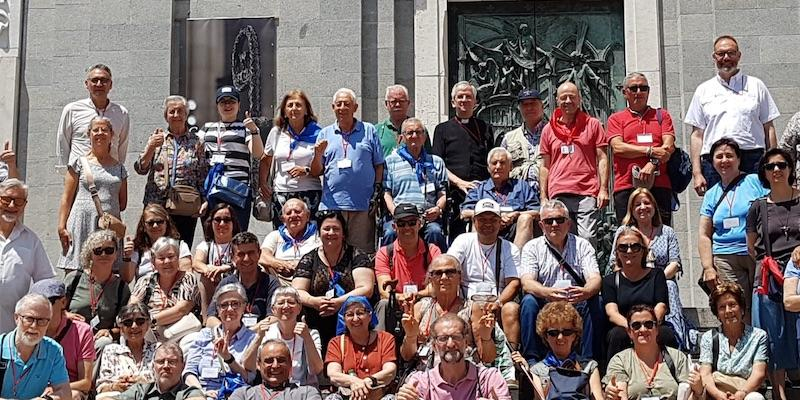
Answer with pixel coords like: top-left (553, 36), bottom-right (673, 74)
top-left (0, 330), bottom-right (69, 399)
top-left (700, 174), bottom-right (769, 254)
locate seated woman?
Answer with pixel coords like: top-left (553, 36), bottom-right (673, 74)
top-left (511, 301), bottom-right (602, 400)
top-left (193, 202), bottom-right (241, 309)
top-left (325, 296), bottom-right (397, 400)
top-left (700, 282), bottom-right (768, 400)
top-left (292, 211), bottom-right (375, 350)
top-left (124, 203), bottom-right (192, 282)
top-left (603, 304), bottom-right (702, 400)
top-left (610, 187), bottom-right (690, 349)
top-left (185, 283), bottom-right (258, 397)
top-left (259, 198), bottom-right (321, 286)
top-left (603, 226), bottom-right (677, 361)
top-left (248, 286), bottom-right (324, 386)
top-left (64, 229), bottom-right (131, 349)
top-left (95, 303), bottom-right (158, 396)
top-left (400, 255), bottom-right (511, 380)
top-left (129, 237), bottom-right (200, 340)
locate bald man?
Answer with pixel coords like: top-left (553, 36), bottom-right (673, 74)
top-left (539, 82), bottom-right (608, 247)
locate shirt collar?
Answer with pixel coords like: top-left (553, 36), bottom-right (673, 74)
top-left (334, 119), bottom-right (361, 135)
top-left (716, 70), bottom-right (746, 92)
top-left (5, 329), bottom-right (46, 361)
top-left (484, 178), bottom-right (513, 192)
top-left (432, 362), bottom-right (478, 388)
top-left (0, 222), bottom-right (26, 242)
top-left (394, 239), bottom-right (427, 258)
top-left (524, 120), bottom-right (545, 135)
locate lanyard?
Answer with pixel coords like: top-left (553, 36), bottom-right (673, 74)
top-left (214, 242), bottom-right (231, 266)
top-left (10, 359), bottom-right (33, 397)
top-left (340, 132), bottom-right (351, 158)
top-left (476, 241), bottom-right (497, 282)
top-left (638, 353), bottom-right (662, 388)
top-left (216, 122), bottom-right (226, 151)
top-left (723, 188), bottom-right (737, 217)
top-left (260, 385), bottom-right (286, 400)
top-left (88, 276), bottom-right (108, 315)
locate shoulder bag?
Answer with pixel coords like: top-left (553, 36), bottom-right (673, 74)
top-left (755, 198), bottom-right (785, 303)
top-left (80, 157), bottom-right (126, 239)
top-left (163, 137), bottom-right (202, 216)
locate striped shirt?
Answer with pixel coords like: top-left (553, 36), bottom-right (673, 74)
top-left (383, 151), bottom-right (447, 209)
top-left (131, 271), bottom-right (199, 314)
top-left (201, 121), bottom-right (254, 182)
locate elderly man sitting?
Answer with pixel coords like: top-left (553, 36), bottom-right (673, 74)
top-left (461, 147), bottom-right (539, 249)
top-left (115, 342), bottom-right (205, 400)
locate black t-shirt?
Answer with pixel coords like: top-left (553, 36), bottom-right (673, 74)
top-left (746, 197), bottom-right (800, 265)
top-left (207, 270), bottom-right (281, 319)
top-left (431, 117), bottom-right (495, 183)
top-left (294, 244), bottom-right (373, 297)
top-left (602, 268), bottom-right (669, 317)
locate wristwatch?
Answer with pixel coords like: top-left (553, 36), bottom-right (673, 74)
top-left (649, 157), bottom-right (660, 167)
top-left (304, 166), bottom-right (311, 175)
top-left (368, 376), bottom-right (378, 388)
top-left (224, 354), bottom-right (235, 364)
top-left (42, 395), bottom-right (54, 400)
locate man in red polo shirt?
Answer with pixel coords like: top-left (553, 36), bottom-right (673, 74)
top-left (374, 203), bottom-right (441, 329)
top-left (540, 81), bottom-right (608, 247)
top-left (608, 72), bottom-right (676, 225)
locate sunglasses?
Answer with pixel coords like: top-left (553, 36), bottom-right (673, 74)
top-left (213, 217), bottom-right (233, 224)
top-left (546, 328), bottom-right (577, 338)
top-left (395, 219), bottom-right (419, 228)
top-left (430, 268), bottom-right (460, 278)
top-left (629, 320), bottom-right (657, 330)
top-left (626, 85), bottom-right (650, 93)
top-left (764, 161), bottom-right (789, 171)
top-left (120, 317), bottom-right (149, 327)
top-left (145, 219), bottom-right (166, 227)
top-left (542, 217), bottom-right (567, 226)
top-left (616, 243), bottom-right (644, 253)
top-left (93, 246), bottom-right (116, 256)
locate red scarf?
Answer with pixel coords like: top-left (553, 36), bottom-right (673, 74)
top-left (549, 109), bottom-right (588, 144)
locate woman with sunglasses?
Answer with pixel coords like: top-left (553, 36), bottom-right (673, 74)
top-left (603, 304), bottom-right (702, 400)
top-left (699, 138), bottom-right (769, 320)
top-left (325, 296), bottom-right (397, 400)
top-left (95, 303), bottom-right (157, 396)
top-left (745, 148), bottom-right (800, 400)
top-left (293, 211), bottom-right (375, 351)
top-left (610, 187), bottom-right (689, 349)
top-left (511, 301), bottom-right (603, 400)
top-left (185, 283), bottom-right (258, 398)
top-left (64, 229), bottom-right (130, 348)
top-left (193, 203), bottom-right (241, 309)
top-left (603, 226), bottom-right (676, 361)
top-left (125, 204), bottom-right (192, 283)
top-left (699, 282), bottom-right (768, 400)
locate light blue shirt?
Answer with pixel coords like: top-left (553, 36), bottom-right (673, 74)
top-left (183, 327), bottom-right (258, 391)
top-left (383, 151), bottom-right (447, 210)
top-left (318, 120), bottom-right (385, 211)
top-left (700, 174), bottom-right (769, 254)
top-left (786, 260), bottom-right (800, 293)
top-left (698, 325), bottom-right (768, 378)
top-left (0, 330), bottom-right (69, 399)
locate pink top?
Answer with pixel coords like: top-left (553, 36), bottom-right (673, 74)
top-left (374, 240), bottom-right (441, 290)
top-left (540, 115), bottom-right (606, 198)
top-left (406, 362), bottom-right (511, 400)
top-left (54, 317), bottom-right (96, 382)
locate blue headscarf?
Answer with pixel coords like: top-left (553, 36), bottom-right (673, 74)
top-left (335, 296), bottom-right (378, 335)
top-left (543, 351), bottom-right (579, 369)
top-left (287, 121), bottom-right (321, 151)
top-left (396, 144), bottom-right (434, 185)
top-left (278, 221), bottom-right (317, 252)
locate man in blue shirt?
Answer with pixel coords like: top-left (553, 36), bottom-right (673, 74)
top-left (382, 118), bottom-right (448, 250)
top-left (311, 88), bottom-right (384, 252)
top-left (1, 293), bottom-right (71, 400)
top-left (461, 147), bottom-right (540, 249)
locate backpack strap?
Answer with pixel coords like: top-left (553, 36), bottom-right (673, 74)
top-left (423, 242), bottom-right (430, 270)
top-left (495, 239), bottom-right (502, 295)
top-left (0, 332), bottom-right (8, 394)
top-left (710, 174), bottom-right (746, 218)
top-left (387, 243), bottom-right (395, 278)
top-left (661, 348), bottom-right (678, 383)
top-left (114, 277), bottom-right (125, 317)
top-left (711, 330), bottom-right (720, 373)
top-left (655, 108), bottom-right (663, 127)
top-left (65, 269), bottom-right (84, 310)
top-left (545, 239), bottom-right (586, 286)
top-left (54, 318), bottom-right (74, 343)
top-left (760, 199), bottom-right (772, 258)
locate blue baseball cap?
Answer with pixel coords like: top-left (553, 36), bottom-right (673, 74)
top-left (517, 88), bottom-right (541, 102)
top-left (215, 85), bottom-right (240, 103)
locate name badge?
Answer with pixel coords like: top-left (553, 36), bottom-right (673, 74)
top-left (201, 366), bottom-right (221, 379)
top-left (211, 154), bottom-right (226, 164)
top-left (560, 144), bottom-right (574, 155)
top-left (90, 315), bottom-right (100, 328)
top-left (325, 289), bottom-right (335, 299)
top-left (722, 217), bottom-right (740, 229)
top-left (499, 206), bottom-right (514, 213)
top-left (637, 133), bottom-right (654, 144)
top-left (337, 159), bottom-right (352, 169)
top-left (418, 344), bottom-right (431, 357)
top-left (403, 284), bottom-right (418, 294)
top-left (554, 279), bottom-right (572, 289)
top-left (242, 314), bottom-right (258, 328)
top-left (424, 182), bottom-right (437, 193)
top-left (641, 397), bottom-right (659, 400)
top-left (281, 161), bottom-right (296, 172)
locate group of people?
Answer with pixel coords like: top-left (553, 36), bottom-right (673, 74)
top-left (2, 33), bottom-right (800, 400)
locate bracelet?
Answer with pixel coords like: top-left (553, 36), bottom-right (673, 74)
top-left (646, 146), bottom-right (653, 158)
top-left (224, 354), bottom-right (235, 364)
top-left (122, 257), bottom-right (132, 262)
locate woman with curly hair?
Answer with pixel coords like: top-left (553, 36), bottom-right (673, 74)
top-left (122, 204), bottom-right (192, 282)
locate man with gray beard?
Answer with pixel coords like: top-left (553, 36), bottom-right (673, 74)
top-left (0, 294), bottom-right (71, 399)
top-left (0, 179), bottom-right (55, 333)
top-left (395, 313), bottom-right (511, 400)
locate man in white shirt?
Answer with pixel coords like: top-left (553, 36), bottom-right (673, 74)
top-left (56, 63), bottom-right (130, 172)
top-left (685, 35), bottom-right (780, 195)
top-left (518, 199), bottom-right (602, 363)
top-left (447, 199), bottom-right (521, 349)
top-left (0, 179), bottom-right (55, 332)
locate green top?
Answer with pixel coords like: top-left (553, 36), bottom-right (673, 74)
top-left (118, 382), bottom-right (205, 400)
top-left (64, 270), bottom-right (131, 330)
top-left (603, 347), bottom-right (689, 400)
top-left (375, 117), bottom-right (432, 157)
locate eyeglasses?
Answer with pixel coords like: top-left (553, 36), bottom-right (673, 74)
top-left (617, 243), bottom-right (644, 253)
top-left (93, 246), bottom-right (116, 256)
top-left (629, 320), bottom-right (657, 330)
top-left (344, 310), bottom-right (370, 319)
top-left (261, 356), bottom-right (290, 365)
top-left (546, 329), bottom-right (577, 338)
top-left (434, 334), bottom-right (465, 344)
top-left (764, 162), bottom-right (789, 171)
top-left (402, 130), bottom-right (424, 136)
top-left (714, 50), bottom-right (738, 58)
top-left (626, 85), bottom-right (650, 93)
top-left (120, 317), bottom-right (149, 327)
top-left (395, 219), bottom-right (419, 228)
top-left (542, 217), bottom-right (567, 226)
top-left (145, 219), bottom-right (166, 227)
top-left (430, 269), bottom-right (460, 278)
top-left (88, 77), bottom-right (111, 85)
top-left (386, 99), bottom-right (409, 105)
top-left (17, 314), bottom-right (50, 327)
top-left (0, 196), bottom-right (27, 206)
top-left (219, 301), bottom-right (242, 311)
top-left (154, 358), bottom-right (180, 367)
top-left (213, 217), bottom-right (233, 224)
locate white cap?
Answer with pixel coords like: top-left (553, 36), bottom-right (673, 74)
top-left (474, 199), bottom-right (501, 216)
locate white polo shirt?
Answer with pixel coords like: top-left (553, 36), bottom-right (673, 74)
top-left (519, 234), bottom-right (598, 287)
top-left (684, 71), bottom-right (779, 155)
top-left (447, 232), bottom-right (520, 298)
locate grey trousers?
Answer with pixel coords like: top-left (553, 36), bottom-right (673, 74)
top-left (554, 194), bottom-right (601, 247)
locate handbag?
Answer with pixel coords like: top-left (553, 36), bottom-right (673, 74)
top-left (208, 175), bottom-right (251, 209)
top-left (163, 138), bottom-right (202, 216)
top-left (755, 199), bottom-right (785, 302)
top-left (156, 313), bottom-right (202, 342)
top-left (80, 157), bottom-right (126, 239)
